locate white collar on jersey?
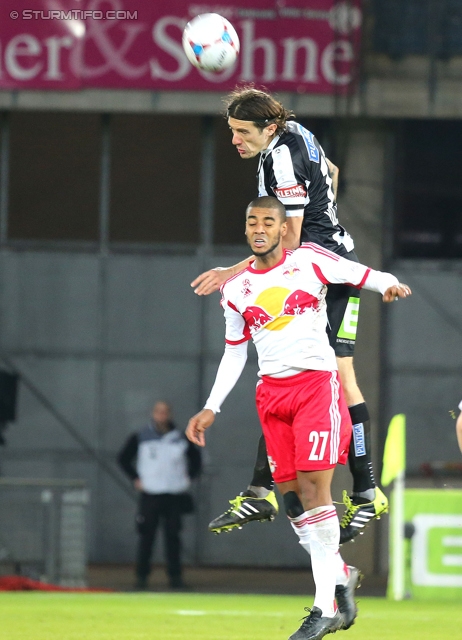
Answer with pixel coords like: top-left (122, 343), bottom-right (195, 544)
top-left (258, 135), bottom-right (281, 174)
top-left (260, 134), bottom-right (281, 159)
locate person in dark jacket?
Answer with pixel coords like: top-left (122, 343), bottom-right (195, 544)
top-left (118, 401), bottom-right (201, 590)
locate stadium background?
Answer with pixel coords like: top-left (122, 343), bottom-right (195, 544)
top-left (0, 0), bottom-right (461, 589)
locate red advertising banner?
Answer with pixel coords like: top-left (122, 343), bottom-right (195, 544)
top-left (0, 1), bottom-right (362, 93)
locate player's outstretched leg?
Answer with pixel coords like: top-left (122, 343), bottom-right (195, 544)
top-left (340, 486), bottom-right (388, 543)
top-left (285, 491), bottom-right (346, 640)
top-left (208, 489), bottom-right (278, 533)
top-left (208, 434), bottom-right (279, 533)
top-left (340, 402), bottom-right (388, 544)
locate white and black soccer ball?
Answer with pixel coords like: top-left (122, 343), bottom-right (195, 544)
top-left (182, 13), bottom-right (240, 72)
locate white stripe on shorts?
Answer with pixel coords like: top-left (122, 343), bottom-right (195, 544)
top-left (329, 372), bottom-right (341, 464)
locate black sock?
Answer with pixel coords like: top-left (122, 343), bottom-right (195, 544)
top-left (348, 402), bottom-right (376, 493)
top-left (250, 434), bottom-right (274, 491)
top-left (283, 491), bottom-right (304, 518)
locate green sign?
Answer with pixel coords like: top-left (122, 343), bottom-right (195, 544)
top-left (402, 489), bottom-right (462, 599)
top-left (337, 296), bottom-right (360, 340)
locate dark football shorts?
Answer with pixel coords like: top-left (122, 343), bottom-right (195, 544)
top-left (326, 250), bottom-right (361, 358)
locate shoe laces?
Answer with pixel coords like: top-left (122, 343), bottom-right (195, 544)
top-left (224, 495), bottom-right (246, 514)
top-left (299, 607), bottom-right (321, 627)
top-left (340, 490), bottom-right (361, 527)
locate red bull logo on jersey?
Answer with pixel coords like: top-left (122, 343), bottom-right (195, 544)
top-left (282, 263), bottom-right (301, 279)
top-left (243, 286), bottom-right (319, 334)
top-left (268, 456), bottom-right (277, 475)
top-left (242, 306), bottom-right (274, 330)
top-left (283, 290), bottom-right (318, 316)
top-left (273, 184), bottom-right (307, 199)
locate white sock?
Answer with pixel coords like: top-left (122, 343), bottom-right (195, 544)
top-left (289, 512), bottom-right (311, 553)
top-left (290, 512), bottom-right (349, 586)
top-left (334, 554), bottom-right (350, 586)
top-left (305, 505), bottom-right (340, 617)
top-left (353, 488), bottom-right (375, 501)
top-left (247, 485), bottom-right (271, 499)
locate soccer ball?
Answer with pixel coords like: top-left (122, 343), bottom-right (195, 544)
top-left (182, 13), bottom-right (240, 72)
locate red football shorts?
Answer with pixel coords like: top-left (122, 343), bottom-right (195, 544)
top-left (255, 369), bottom-right (352, 484)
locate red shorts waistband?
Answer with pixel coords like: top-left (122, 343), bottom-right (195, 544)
top-left (259, 369), bottom-right (336, 387)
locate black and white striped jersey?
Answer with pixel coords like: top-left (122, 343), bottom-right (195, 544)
top-left (258, 121), bottom-right (354, 256)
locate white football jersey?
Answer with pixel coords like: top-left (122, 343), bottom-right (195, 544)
top-left (220, 243), bottom-right (390, 377)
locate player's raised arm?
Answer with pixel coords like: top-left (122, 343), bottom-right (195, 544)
top-left (304, 244), bottom-right (412, 302)
top-left (191, 257), bottom-right (252, 295)
top-left (382, 283), bottom-right (412, 302)
top-left (326, 158), bottom-right (339, 201)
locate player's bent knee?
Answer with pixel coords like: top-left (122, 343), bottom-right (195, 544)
top-left (283, 491), bottom-right (304, 518)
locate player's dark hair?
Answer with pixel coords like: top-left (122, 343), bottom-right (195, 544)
top-left (246, 196), bottom-right (286, 221)
top-left (225, 86), bottom-right (295, 134)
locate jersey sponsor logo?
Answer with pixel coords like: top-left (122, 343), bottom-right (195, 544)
top-left (352, 422), bottom-right (366, 457)
top-left (283, 290), bottom-right (317, 315)
top-left (337, 296), bottom-right (360, 340)
top-left (241, 278), bottom-right (252, 297)
top-left (412, 514), bottom-right (462, 588)
top-left (243, 286), bottom-right (319, 334)
top-left (243, 305), bottom-right (273, 331)
top-left (297, 124), bottom-right (320, 163)
top-left (282, 262), bottom-right (301, 279)
top-left (273, 184), bottom-right (306, 199)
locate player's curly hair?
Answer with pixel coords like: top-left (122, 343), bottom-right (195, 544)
top-left (225, 86), bottom-right (295, 135)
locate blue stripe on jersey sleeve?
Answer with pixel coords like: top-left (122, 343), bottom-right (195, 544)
top-left (296, 124), bottom-right (319, 164)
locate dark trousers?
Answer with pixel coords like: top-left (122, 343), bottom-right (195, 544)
top-left (135, 493), bottom-right (184, 583)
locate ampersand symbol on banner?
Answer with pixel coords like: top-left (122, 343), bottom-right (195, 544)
top-left (70, 0), bottom-right (148, 78)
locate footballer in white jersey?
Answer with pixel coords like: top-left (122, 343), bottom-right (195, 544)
top-left (186, 196), bottom-right (411, 433)
top-left (220, 243), bottom-right (382, 378)
top-left (186, 197), bottom-right (411, 638)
